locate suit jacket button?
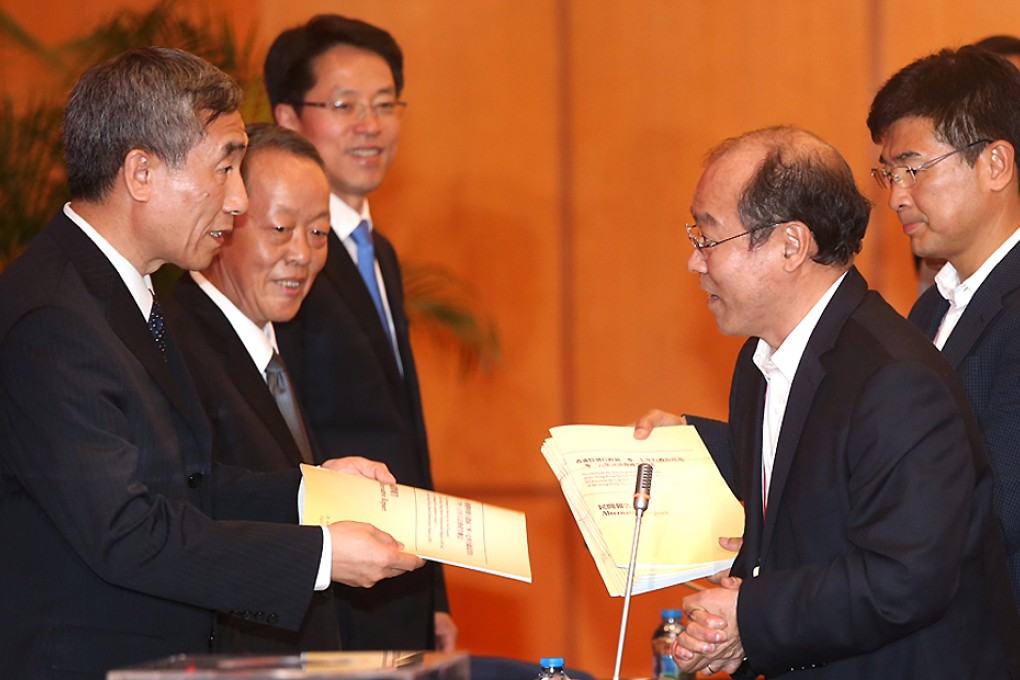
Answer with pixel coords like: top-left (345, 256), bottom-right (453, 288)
top-left (188, 472), bottom-right (204, 488)
top-left (267, 613), bottom-right (279, 624)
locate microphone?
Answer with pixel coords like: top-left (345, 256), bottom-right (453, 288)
top-left (612, 463), bottom-right (654, 680)
top-left (634, 462), bottom-right (653, 512)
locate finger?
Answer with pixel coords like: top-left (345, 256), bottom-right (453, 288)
top-left (719, 575), bottom-right (743, 589)
top-left (632, 409), bottom-right (684, 439)
top-left (718, 535), bottom-right (743, 553)
top-left (706, 568), bottom-right (730, 585)
top-left (339, 457), bottom-right (397, 484)
top-left (679, 629), bottom-right (718, 655)
top-left (393, 552), bottom-right (426, 571)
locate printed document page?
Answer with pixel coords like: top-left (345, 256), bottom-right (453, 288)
top-left (302, 464), bottom-right (532, 583)
top-left (542, 425), bottom-right (744, 596)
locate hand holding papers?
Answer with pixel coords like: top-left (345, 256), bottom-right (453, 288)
top-left (301, 464), bottom-right (532, 583)
top-left (541, 425), bottom-right (744, 596)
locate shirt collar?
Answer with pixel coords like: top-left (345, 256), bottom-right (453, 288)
top-left (329, 193), bottom-right (372, 241)
top-left (934, 225), bottom-right (1020, 307)
top-left (190, 271), bottom-right (277, 374)
top-left (64, 203), bottom-right (154, 319)
top-left (753, 272), bottom-right (848, 382)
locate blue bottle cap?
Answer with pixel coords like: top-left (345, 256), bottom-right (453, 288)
top-left (541, 658), bottom-right (565, 668)
top-left (661, 608), bottom-right (683, 619)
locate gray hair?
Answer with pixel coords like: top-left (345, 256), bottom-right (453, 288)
top-left (63, 47), bottom-right (243, 202)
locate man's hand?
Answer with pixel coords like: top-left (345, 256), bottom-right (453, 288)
top-left (673, 584), bottom-right (745, 675)
top-left (434, 611), bottom-right (458, 652)
top-left (327, 521), bottom-right (424, 587)
top-left (633, 409), bottom-right (687, 440)
top-left (321, 456), bottom-right (396, 485)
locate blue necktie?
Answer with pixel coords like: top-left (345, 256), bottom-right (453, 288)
top-left (350, 221), bottom-right (389, 332)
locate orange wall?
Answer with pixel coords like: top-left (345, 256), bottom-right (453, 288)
top-left (5, 1), bottom-right (1020, 677)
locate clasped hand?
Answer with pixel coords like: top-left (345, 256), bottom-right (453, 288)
top-left (673, 577), bottom-right (745, 675)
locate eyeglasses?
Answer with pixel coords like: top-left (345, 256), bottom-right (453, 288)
top-left (685, 222), bottom-right (779, 252)
top-left (295, 98), bottom-right (408, 121)
top-left (870, 139), bottom-right (991, 190)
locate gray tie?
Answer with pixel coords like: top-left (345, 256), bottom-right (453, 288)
top-left (265, 352), bottom-right (314, 464)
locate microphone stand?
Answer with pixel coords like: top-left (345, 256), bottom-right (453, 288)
top-left (612, 463), bottom-right (653, 680)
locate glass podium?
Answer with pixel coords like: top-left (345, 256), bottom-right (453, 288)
top-left (107, 651), bottom-right (470, 680)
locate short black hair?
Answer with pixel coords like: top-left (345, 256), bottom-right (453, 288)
top-left (64, 47), bottom-right (242, 202)
top-left (241, 123), bottom-right (325, 186)
top-left (709, 126), bottom-right (871, 267)
top-left (867, 46), bottom-right (1020, 169)
top-left (264, 14), bottom-right (404, 115)
top-left (975, 34), bottom-right (1020, 59)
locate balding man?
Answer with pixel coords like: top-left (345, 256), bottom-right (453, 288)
top-left (636, 126), bottom-right (1020, 678)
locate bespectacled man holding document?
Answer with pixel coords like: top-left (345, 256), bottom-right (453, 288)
top-left (634, 125), bottom-right (1020, 678)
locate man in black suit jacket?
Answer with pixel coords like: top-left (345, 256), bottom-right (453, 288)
top-left (0, 48), bottom-right (422, 679)
top-left (867, 45), bottom-right (1020, 612)
top-left (265, 15), bottom-right (454, 651)
top-left (635, 127), bottom-right (1020, 678)
top-left (165, 123), bottom-right (343, 653)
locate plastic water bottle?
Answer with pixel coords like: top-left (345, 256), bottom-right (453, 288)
top-left (535, 657), bottom-right (570, 679)
top-left (652, 609), bottom-right (692, 679)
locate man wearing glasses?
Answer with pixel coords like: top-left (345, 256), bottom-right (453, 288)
top-left (634, 126), bottom-right (1020, 677)
top-left (868, 45), bottom-right (1020, 612)
top-left (264, 15), bottom-right (456, 652)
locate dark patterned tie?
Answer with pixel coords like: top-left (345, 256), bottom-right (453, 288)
top-left (148, 294), bottom-right (167, 357)
top-left (265, 352), bottom-right (315, 464)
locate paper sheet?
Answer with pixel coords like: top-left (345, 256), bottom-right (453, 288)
top-left (542, 425), bottom-right (744, 596)
top-left (301, 464), bottom-right (532, 583)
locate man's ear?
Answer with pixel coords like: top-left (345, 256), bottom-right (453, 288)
top-left (984, 140), bottom-right (1015, 193)
top-left (123, 150), bottom-right (153, 202)
top-left (274, 103), bottom-right (301, 132)
top-left (780, 222), bottom-right (813, 271)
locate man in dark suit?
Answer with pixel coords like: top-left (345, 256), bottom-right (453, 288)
top-left (867, 46), bottom-right (1020, 612)
top-left (0, 48), bottom-right (423, 679)
top-left (264, 15), bottom-right (455, 651)
top-left (635, 126), bottom-right (1020, 678)
top-left (164, 123), bottom-right (341, 652)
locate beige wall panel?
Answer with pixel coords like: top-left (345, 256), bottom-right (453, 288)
top-left (567, 2), bottom-right (875, 428)
top-left (6, 0), bottom-right (1020, 675)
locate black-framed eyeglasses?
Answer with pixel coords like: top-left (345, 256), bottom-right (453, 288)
top-left (685, 222), bottom-right (780, 252)
top-left (294, 99), bottom-right (408, 121)
top-left (870, 139), bottom-right (991, 190)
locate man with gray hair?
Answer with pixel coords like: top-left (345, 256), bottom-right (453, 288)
top-left (635, 126), bottom-right (1020, 677)
top-left (0, 48), bottom-right (422, 679)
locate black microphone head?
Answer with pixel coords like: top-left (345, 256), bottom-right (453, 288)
top-left (633, 463), bottom-right (653, 511)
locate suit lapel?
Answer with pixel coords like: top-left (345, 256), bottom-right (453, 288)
top-left (322, 230), bottom-right (403, 387)
top-left (730, 346), bottom-right (767, 576)
top-left (939, 242), bottom-right (1020, 367)
top-left (908, 286), bottom-right (949, 340)
top-left (759, 268), bottom-right (868, 558)
top-left (49, 215), bottom-right (208, 447)
top-left (174, 278), bottom-right (307, 464)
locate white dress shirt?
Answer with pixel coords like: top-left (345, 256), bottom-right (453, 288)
top-left (933, 226), bottom-right (1020, 349)
top-left (752, 272), bottom-right (846, 515)
top-left (64, 203), bottom-right (155, 319)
